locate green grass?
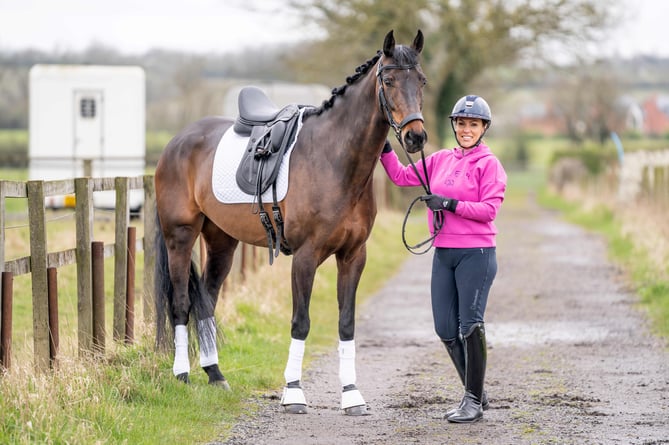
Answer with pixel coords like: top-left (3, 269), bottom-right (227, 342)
top-left (0, 128), bottom-right (171, 168)
top-left (0, 129), bottom-right (28, 150)
top-left (0, 210), bottom-right (423, 444)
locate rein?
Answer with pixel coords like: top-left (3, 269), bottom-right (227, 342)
top-left (396, 143), bottom-right (444, 256)
top-left (377, 60), bottom-right (443, 255)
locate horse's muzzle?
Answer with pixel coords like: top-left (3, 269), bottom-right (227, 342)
top-left (403, 126), bottom-right (428, 153)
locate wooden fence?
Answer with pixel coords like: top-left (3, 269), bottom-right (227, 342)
top-left (616, 148), bottom-right (669, 204)
top-left (0, 176), bottom-right (156, 372)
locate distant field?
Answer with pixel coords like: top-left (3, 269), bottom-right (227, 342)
top-left (3, 127), bottom-right (668, 173)
top-left (0, 129), bottom-right (172, 167)
top-left (0, 128), bottom-right (27, 145)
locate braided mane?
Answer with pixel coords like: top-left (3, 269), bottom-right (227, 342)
top-left (303, 51), bottom-right (382, 118)
top-left (303, 44), bottom-right (420, 119)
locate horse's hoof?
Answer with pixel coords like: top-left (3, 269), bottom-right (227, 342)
top-left (283, 404), bottom-right (308, 414)
top-left (341, 385), bottom-right (367, 415)
top-left (344, 405), bottom-right (369, 416)
top-left (176, 372), bottom-right (190, 384)
top-left (210, 379), bottom-right (231, 391)
top-left (281, 381), bottom-right (307, 413)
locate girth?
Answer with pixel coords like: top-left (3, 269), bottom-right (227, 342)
top-left (234, 86), bottom-right (301, 264)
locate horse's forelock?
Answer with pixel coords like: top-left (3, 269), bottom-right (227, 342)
top-left (392, 45), bottom-right (419, 66)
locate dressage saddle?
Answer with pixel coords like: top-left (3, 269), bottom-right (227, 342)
top-left (234, 86), bottom-right (300, 195)
top-left (233, 86), bottom-right (303, 264)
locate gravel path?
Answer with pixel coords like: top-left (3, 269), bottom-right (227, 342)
top-left (214, 195), bottom-right (669, 445)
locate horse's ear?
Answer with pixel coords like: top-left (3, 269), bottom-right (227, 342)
top-left (412, 30), bottom-right (424, 54)
top-left (383, 30), bottom-right (395, 57)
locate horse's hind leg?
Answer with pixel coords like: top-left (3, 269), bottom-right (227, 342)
top-left (164, 221), bottom-right (203, 383)
top-left (197, 219), bottom-right (239, 388)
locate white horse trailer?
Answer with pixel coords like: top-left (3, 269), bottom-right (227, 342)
top-left (29, 64), bottom-right (145, 210)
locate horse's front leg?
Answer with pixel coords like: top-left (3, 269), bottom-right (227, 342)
top-left (336, 246), bottom-right (368, 416)
top-left (280, 250), bottom-right (318, 414)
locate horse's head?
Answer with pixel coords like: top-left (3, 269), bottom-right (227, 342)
top-left (377, 30), bottom-right (428, 153)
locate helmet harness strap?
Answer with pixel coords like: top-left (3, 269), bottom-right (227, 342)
top-left (450, 118), bottom-right (490, 149)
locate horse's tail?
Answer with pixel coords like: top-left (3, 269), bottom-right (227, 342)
top-left (154, 208), bottom-right (215, 352)
top-left (154, 210), bottom-right (174, 351)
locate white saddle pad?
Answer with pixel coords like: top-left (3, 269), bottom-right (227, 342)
top-left (212, 108), bottom-right (304, 203)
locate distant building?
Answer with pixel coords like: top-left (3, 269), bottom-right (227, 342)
top-left (517, 100), bottom-right (566, 136)
top-left (642, 95), bottom-right (669, 136)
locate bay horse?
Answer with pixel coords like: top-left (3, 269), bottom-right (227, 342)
top-left (154, 30), bottom-right (427, 415)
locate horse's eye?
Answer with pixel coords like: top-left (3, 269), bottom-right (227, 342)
top-left (383, 77), bottom-right (393, 87)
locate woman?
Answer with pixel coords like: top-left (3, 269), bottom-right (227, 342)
top-left (380, 95), bottom-right (507, 423)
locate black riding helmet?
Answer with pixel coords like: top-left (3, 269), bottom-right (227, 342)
top-left (449, 95), bottom-right (492, 148)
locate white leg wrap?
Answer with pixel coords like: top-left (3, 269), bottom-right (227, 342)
top-left (341, 388), bottom-right (366, 409)
top-left (338, 340), bottom-right (357, 387)
top-left (173, 324), bottom-right (190, 376)
top-left (281, 385), bottom-right (307, 406)
top-left (283, 338), bottom-right (305, 383)
top-left (198, 317), bottom-right (218, 367)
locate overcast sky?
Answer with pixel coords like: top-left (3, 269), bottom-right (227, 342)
top-left (0, 0), bottom-right (667, 58)
top-left (0, 0), bottom-right (309, 54)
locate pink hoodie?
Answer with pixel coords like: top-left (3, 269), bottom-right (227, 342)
top-left (380, 143), bottom-right (507, 248)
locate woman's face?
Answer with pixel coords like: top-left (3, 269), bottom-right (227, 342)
top-left (454, 117), bottom-right (485, 148)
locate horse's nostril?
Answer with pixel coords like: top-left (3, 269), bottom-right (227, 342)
top-left (404, 130), bottom-right (427, 150)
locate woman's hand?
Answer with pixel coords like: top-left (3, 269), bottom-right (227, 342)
top-left (420, 194), bottom-right (458, 212)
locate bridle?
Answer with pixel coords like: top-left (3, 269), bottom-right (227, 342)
top-left (377, 58), bottom-right (444, 255)
top-left (376, 59), bottom-right (425, 138)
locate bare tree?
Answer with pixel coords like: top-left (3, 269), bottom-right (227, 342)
top-left (550, 63), bottom-right (623, 144)
top-left (172, 57), bottom-right (208, 128)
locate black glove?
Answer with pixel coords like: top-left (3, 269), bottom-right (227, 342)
top-left (420, 194), bottom-right (458, 212)
top-left (382, 140), bottom-right (393, 153)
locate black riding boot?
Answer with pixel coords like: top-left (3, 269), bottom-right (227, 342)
top-left (447, 323), bottom-right (487, 423)
top-left (443, 335), bottom-right (488, 417)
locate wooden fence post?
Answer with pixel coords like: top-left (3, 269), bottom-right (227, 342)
top-left (27, 180), bottom-right (50, 372)
top-left (1, 271), bottom-right (12, 370)
top-left (654, 166), bottom-right (667, 204)
top-left (664, 166), bottom-right (669, 208)
top-left (113, 177), bottom-right (130, 342)
top-left (142, 175), bottom-right (156, 323)
top-left (125, 227), bottom-right (136, 344)
top-left (0, 181), bottom-right (7, 274)
top-left (0, 181), bottom-right (7, 369)
top-left (47, 267), bottom-right (59, 367)
top-left (75, 177), bottom-right (94, 355)
top-left (91, 241), bottom-right (105, 354)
